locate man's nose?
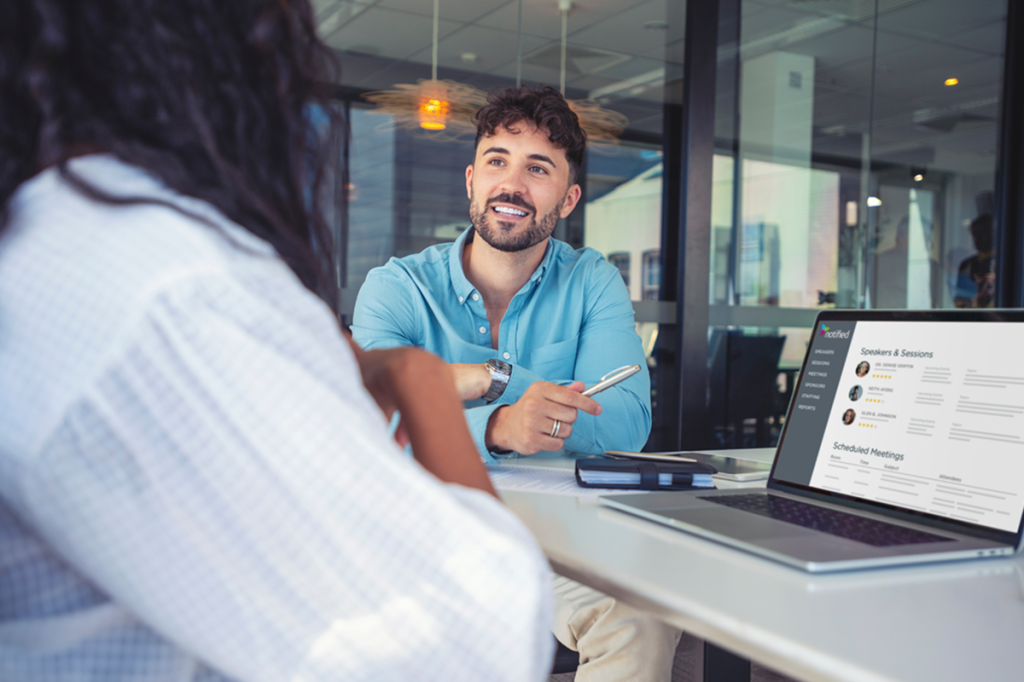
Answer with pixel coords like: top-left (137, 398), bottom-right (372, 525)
top-left (498, 165), bottom-right (528, 195)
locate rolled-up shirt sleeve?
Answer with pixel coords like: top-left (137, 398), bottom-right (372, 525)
top-left (14, 271), bottom-right (554, 682)
top-left (482, 262), bottom-right (651, 456)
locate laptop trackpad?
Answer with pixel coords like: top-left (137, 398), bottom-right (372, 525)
top-left (662, 507), bottom-right (808, 541)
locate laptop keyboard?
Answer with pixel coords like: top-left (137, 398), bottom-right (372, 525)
top-left (700, 494), bottom-right (948, 547)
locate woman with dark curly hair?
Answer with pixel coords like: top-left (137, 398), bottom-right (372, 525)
top-left (0, 2), bottom-right (553, 680)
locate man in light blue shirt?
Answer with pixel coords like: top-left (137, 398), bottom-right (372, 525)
top-left (352, 93), bottom-right (651, 464)
top-left (353, 85), bottom-right (680, 682)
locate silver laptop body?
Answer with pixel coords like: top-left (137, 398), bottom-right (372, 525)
top-left (601, 310), bottom-right (1024, 572)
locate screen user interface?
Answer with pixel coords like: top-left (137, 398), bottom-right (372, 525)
top-left (774, 320), bottom-right (1024, 533)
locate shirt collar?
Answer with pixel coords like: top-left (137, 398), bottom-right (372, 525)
top-left (448, 228), bottom-right (477, 304)
top-left (448, 228), bottom-right (557, 306)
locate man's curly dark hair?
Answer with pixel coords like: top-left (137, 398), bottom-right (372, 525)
top-left (0, 0), bottom-right (342, 306)
top-left (474, 85), bottom-right (587, 185)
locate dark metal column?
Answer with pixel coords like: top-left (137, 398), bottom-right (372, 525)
top-left (995, 0), bottom-right (1024, 307)
top-left (674, 0), bottom-right (720, 448)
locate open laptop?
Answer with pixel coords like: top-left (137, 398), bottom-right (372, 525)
top-left (601, 310), bottom-right (1024, 572)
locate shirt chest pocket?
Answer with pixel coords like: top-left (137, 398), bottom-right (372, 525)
top-left (523, 335), bottom-right (579, 381)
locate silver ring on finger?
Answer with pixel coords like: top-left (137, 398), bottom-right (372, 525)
top-left (550, 419), bottom-right (562, 439)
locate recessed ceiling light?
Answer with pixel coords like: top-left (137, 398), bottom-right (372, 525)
top-left (945, 77), bottom-right (959, 86)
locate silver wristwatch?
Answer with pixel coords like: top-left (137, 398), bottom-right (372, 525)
top-left (483, 358), bottom-right (512, 403)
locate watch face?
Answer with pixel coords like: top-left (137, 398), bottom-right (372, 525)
top-left (487, 358), bottom-right (512, 375)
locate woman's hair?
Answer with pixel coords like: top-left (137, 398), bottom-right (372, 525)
top-left (0, 0), bottom-right (342, 306)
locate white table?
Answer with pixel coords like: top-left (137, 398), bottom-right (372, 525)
top-left (498, 450), bottom-right (1024, 682)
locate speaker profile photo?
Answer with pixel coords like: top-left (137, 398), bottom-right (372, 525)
top-left (855, 361), bottom-right (870, 377)
top-left (849, 385), bottom-right (862, 401)
top-left (842, 409), bottom-right (856, 425)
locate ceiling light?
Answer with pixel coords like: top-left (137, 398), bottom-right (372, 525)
top-left (419, 98), bottom-right (449, 130)
top-left (911, 166), bottom-right (926, 183)
top-left (362, 0), bottom-right (486, 139)
top-left (945, 77), bottom-right (959, 86)
top-left (867, 196), bottom-right (882, 207)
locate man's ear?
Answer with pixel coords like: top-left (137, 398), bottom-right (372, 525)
top-left (559, 183), bottom-right (583, 219)
top-left (465, 164), bottom-right (474, 200)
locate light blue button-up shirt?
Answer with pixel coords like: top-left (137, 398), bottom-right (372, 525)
top-left (352, 228), bottom-right (651, 463)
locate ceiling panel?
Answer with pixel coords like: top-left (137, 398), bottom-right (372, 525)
top-left (377, 0), bottom-right (510, 23)
top-left (324, 7), bottom-right (461, 59)
top-left (742, 0), bottom-right (793, 17)
top-left (570, 0), bottom-right (669, 58)
top-left (812, 91), bottom-right (873, 130)
top-left (484, 59), bottom-right (564, 84)
top-left (875, 0), bottom-right (1006, 40)
top-left (476, 0), bottom-right (650, 40)
top-left (872, 37), bottom-right (992, 80)
top-left (942, 21), bottom-right (1006, 56)
top-left (872, 56), bottom-right (1003, 109)
top-left (778, 22), bottom-right (875, 70)
top-left (738, 6), bottom-right (838, 48)
top-left (405, 25), bottom-right (550, 74)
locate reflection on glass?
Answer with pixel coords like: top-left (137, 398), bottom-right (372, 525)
top-left (708, 0), bottom-right (1007, 448)
top-left (347, 106), bottom-right (397, 291)
top-left (583, 143), bottom-right (664, 366)
top-left (583, 143), bottom-right (663, 302)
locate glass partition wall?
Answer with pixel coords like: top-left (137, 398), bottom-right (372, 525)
top-left (321, 0), bottom-right (1011, 452)
top-left (706, 0), bottom-right (1008, 448)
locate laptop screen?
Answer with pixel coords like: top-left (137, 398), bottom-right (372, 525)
top-left (773, 315), bottom-right (1024, 534)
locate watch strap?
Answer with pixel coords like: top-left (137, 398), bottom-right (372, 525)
top-left (483, 359), bottom-right (512, 403)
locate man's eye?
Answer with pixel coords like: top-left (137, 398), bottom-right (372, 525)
top-left (488, 158), bottom-right (505, 166)
top-left (529, 166), bottom-right (547, 174)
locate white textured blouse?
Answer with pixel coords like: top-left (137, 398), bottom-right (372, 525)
top-left (0, 156), bottom-right (552, 682)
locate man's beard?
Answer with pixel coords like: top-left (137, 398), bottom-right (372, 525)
top-left (469, 190), bottom-right (565, 253)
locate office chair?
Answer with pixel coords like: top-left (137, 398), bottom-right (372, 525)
top-left (707, 331), bottom-right (786, 448)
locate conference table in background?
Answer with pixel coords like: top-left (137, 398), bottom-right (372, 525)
top-left (499, 449), bottom-right (1024, 682)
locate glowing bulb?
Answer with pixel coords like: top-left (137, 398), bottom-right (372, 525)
top-left (913, 173), bottom-right (924, 182)
top-left (418, 98), bottom-right (449, 130)
top-left (867, 196), bottom-right (882, 207)
top-left (945, 77), bottom-right (959, 86)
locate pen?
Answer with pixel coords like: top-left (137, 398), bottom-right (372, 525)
top-left (605, 450), bottom-right (698, 463)
top-left (582, 364), bottom-right (642, 397)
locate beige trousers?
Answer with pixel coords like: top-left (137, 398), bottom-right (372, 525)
top-left (551, 574), bottom-right (682, 682)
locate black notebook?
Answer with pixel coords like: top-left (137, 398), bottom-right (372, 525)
top-left (575, 458), bottom-right (717, 490)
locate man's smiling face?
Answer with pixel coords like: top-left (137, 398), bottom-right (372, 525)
top-left (466, 121), bottom-right (581, 253)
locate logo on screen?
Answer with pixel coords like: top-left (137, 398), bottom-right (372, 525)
top-left (820, 323), bottom-right (851, 340)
